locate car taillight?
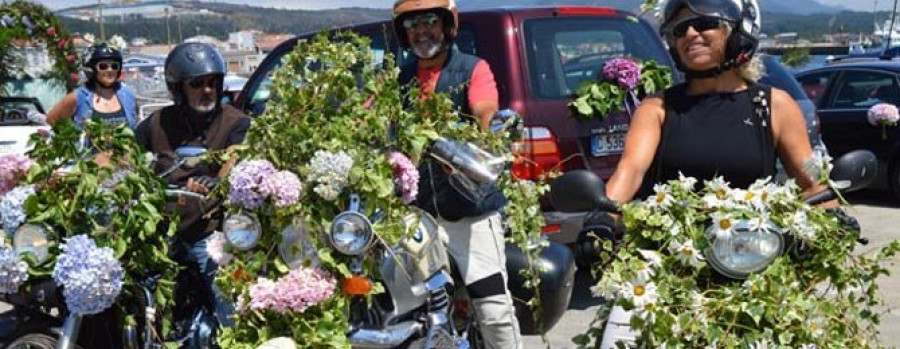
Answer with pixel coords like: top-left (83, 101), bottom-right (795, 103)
top-left (556, 7), bottom-right (617, 16)
top-left (511, 127), bottom-right (561, 181)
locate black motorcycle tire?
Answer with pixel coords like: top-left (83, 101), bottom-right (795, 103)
top-left (5, 333), bottom-right (83, 349)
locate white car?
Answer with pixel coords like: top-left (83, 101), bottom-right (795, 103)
top-left (0, 97), bottom-right (50, 155)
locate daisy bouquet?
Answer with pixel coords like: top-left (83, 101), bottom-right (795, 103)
top-left (576, 173), bottom-right (900, 348)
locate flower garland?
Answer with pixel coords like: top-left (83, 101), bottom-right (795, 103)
top-left (0, 154), bottom-right (34, 197)
top-left (867, 102), bottom-right (899, 140)
top-left (0, 0), bottom-right (80, 92)
top-left (569, 58), bottom-right (672, 121)
top-left (574, 172), bottom-right (900, 347)
top-left (52, 234), bottom-right (124, 315)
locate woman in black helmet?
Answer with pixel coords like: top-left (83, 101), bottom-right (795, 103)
top-left (598, 0), bottom-right (832, 346)
top-left (47, 43), bottom-right (138, 129)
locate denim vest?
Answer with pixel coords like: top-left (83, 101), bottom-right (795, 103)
top-left (73, 84), bottom-right (138, 130)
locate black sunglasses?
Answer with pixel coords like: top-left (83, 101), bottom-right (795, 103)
top-left (187, 77), bottom-right (218, 90)
top-left (667, 17), bottom-right (725, 40)
top-left (96, 62), bottom-right (120, 71)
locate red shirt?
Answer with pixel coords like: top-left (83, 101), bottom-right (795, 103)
top-left (415, 59), bottom-right (498, 108)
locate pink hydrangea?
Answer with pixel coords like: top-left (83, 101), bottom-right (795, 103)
top-left (259, 170), bottom-right (302, 208)
top-left (389, 152), bottom-right (419, 204)
top-left (867, 103), bottom-right (900, 126)
top-left (228, 159), bottom-right (277, 210)
top-left (205, 232), bottom-right (233, 266)
top-left (602, 58), bottom-right (642, 91)
top-left (247, 267), bottom-right (336, 314)
top-left (0, 155), bottom-right (34, 197)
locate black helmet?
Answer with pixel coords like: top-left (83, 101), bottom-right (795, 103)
top-left (83, 43), bottom-right (123, 84)
top-left (164, 42), bottom-right (226, 104)
top-left (659, 0), bottom-right (761, 79)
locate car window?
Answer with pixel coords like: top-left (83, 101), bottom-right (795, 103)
top-left (830, 70), bottom-right (900, 109)
top-left (760, 56), bottom-right (808, 101)
top-left (796, 71), bottom-right (835, 104)
top-left (523, 17), bottom-right (670, 99)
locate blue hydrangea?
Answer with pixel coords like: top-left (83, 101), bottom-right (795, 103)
top-left (0, 245), bottom-right (29, 294)
top-left (0, 185), bottom-right (36, 233)
top-left (52, 235), bottom-right (124, 315)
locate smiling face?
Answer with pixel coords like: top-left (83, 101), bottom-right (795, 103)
top-left (403, 11), bottom-right (446, 59)
top-left (183, 74), bottom-right (220, 113)
top-left (92, 59), bottom-right (120, 88)
top-left (668, 9), bottom-right (730, 71)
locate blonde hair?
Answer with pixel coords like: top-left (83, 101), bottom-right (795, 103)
top-left (721, 23), bottom-right (764, 82)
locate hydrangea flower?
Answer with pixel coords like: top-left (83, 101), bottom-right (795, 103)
top-left (259, 170), bottom-right (302, 208)
top-left (206, 231), bottom-right (233, 266)
top-left (52, 235), bottom-right (124, 315)
top-left (867, 103), bottom-right (899, 139)
top-left (0, 154), bottom-right (34, 197)
top-left (0, 245), bottom-right (29, 294)
top-left (0, 185), bottom-right (36, 233)
top-left (247, 267), bottom-right (336, 314)
top-left (229, 159), bottom-right (277, 209)
top-left (307, 150), bottom-right (353, 201)
top-left (388, 152), bottom-right (419, 204)
top-left (602, 58), bottom-right (641, 91)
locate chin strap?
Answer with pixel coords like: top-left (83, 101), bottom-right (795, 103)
top-left (682, 52), bottom-right (752, 79)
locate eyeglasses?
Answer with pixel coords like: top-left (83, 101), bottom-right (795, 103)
top-left (96, 62), bottom-right (120, 71)
top-left (666, 16), bottom-right (726, 40)
top-left (187, 77), bottom-right (218, 90)
top-left (402, 13), bottom-right (440, 30)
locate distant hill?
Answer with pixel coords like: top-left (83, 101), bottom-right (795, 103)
top-left (461, 0), bottom-right (844, 15)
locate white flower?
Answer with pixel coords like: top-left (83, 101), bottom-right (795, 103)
top-left (748, 177), bottom-right (777, 211)
top-left (749, 338), bottom-right (773, 349)
top-left (710, 212), bottom-right (735, 240)
top-left (746, 210), bottom-right (774, 235)
top-left (788, 209), bottom-right (817, 240)
top-left (108, 35), bottom-right (128, 50)
top-left (676, 172), bottom-right (697, 191)
top-left (633, 302), bottom-right (657, 323)
top-left (621, 275), bottom-right (658, 309)
top-left (83, 33), bottom-right (95, 44)
top-left (589, 277), bottom-right (620, 300)
top-left (669, 239), bottom-right (704, 267)
top-left (647, 183), bottom-right (674, 209)
top-left (702, 177), bottom-right (734, 209)
top-left (637, 249), bottom-right (663, 268)
top-left (803, 151), bottom-right (834, 185)
top-left (807, 317), bottom-right (826, 338)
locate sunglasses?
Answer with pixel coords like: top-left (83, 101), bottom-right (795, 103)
top-left (187, 77), bottom-right (218, 90)
top-left (402, 13), bottom-right (440, 30)
top-left (96, 62), bottom-right (120, 71)
top-left (666, 17), bottom-right (726, 40)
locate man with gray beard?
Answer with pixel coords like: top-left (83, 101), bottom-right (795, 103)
top-left (393, 1), bottom-right (522, 348)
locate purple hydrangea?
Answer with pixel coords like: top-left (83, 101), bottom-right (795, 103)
top-left (20, 16), bottom-right (34, 30)
top-left (307, 150), bottom-right (353, 201)
top-left (248, 267), bottom-right (336, 314)
top-left (0, 15), bottom-right (14, 28)
top-left (0, 154), bottom-right (34, 197)
top-left (229, 159), bottom-right (277, 210)
top-left (0, 245), bottom-right (29, 294)
top-left (52, 235), bottom-right (124, 315)
top-left (602, 58), bottom-right (642, 91)
top-left (867, 103), bottom-right (900, 126)
top-left (1, 185), bottom-right (36, 233)
top-left (259, 170), bottom-right (302, 208)
top-left (389, 152), bottom-right (419, 204)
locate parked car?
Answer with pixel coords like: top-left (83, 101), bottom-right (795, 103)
top-left (0, 96), bottom-right (49, 155)
top-left (233, 6), bottom-right (677, 244)
top-left (795, 59), bottom-right (900, 200)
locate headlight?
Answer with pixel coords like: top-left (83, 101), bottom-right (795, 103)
top-left (705, 220), bottom-right (784, 279)
top-left (279, 220), bottom-right (319, 269)
top-left (329, 212), bottom-right (374, 255)
top-left (14, 224), bottom-right (50, 264)
top-left (223, 213), bottom-right (261, 251)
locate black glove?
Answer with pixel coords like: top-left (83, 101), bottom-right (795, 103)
top-left (826, 207), bottom-right (860, 233)
top-left (583, 210), bottom-right (625, 239)
top-left (575, 210), bottom-right (625, 267)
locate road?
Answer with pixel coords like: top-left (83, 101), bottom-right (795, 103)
top-left (523, 188), bottom-right (900, 348)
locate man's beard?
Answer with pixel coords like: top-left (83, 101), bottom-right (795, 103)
top-left (412, 39), bottom-right (445, 59)
top-left (189, 99), bottom-right (216, 113)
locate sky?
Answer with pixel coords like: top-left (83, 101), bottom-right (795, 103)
top-left (27, 0), bottom-right (899, 12)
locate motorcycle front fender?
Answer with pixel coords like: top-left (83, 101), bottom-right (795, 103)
top-left (0, 308), bottom-right (64, 345)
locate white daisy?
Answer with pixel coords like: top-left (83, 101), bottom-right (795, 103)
top-left (669, 239), bottom-right (704, 267)
top-left (647, 183), bottom-right (674, 209)
top-left (589, 277), bottom-right (620, 300)
top-left (621, 275), bottom-right (659, 309)
top-left (676, 172), bottom-right (698, 191)
top-left (702, 176), bottom-right (732, 208)
top-left (710, 212), bottom-right (735, 240)
top-left (807, 317), bottom-right (826, 338)
top-left (748, 339), bottom-right (773, 349)
top-left (746, 210), bottom-right (775, 235)
top-left (637, 249), bottom-right (663, 268)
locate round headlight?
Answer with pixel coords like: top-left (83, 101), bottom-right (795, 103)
top-left (329, 212), bottom-right (374, 255)
top-left (14, 224), bottom-right (50, 264)
top-left (279, 220), bottom-right (319, 269)
top-left (705, 220), bottom-right (784, 279)
top-left (223, 213), bottom-right (261, 251)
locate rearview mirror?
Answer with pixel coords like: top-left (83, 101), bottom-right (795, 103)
top-left (830, 150), bottom-right (877, 193)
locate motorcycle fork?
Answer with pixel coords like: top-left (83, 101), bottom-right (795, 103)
top-left (55, 313), bottom-right (82, 349)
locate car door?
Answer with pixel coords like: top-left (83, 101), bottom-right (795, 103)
top-left (814, 69), bottom-right (900, 159)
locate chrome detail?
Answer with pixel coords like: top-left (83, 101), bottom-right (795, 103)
top-left (56, 313), bottom-right (82, 349)
top-left (348, 321), bottom-right (424, 348)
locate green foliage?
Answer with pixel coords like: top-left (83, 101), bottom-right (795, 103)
top-left (781, 48), bottom-right (812, 68)
top-left (22, 119), bottom-right (178, 335)
top-left (569, 60), bottom-right (672, 121)
top-left (215, 32), bottom-right (548, 347)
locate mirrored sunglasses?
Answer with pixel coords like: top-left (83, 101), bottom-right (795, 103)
top-left (402, 13), bottom-right (440, 30)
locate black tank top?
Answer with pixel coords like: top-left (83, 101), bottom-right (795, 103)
top-left (653, 83), bottom-right (776, 190)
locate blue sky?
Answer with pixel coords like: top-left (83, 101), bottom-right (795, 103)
top-left (31, 0), bottom-right (891, 12)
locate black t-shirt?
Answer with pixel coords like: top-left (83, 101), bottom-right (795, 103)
top-left (135, 105), bottom-right (251, 152)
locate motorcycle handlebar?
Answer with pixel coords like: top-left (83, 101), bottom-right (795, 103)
top-left (165, 188), bottom-right (207, 201)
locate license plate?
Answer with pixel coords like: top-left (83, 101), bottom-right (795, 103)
top-left (591, 132), bottom-right (625, 156)
top-left (0, 142), bottom-right (15, 155)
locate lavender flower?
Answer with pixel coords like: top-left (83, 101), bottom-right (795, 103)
top-left (259, 170), bottom-right (302, 208)
top-left (52, 235), bottom-right (124, 315)
top-left (602, 58), bottom-right (642, 91)
top-left (206, 231), bottom-right (233, 266)
top-left (1, 185), bottom-right (36, 233)
top-left (307, 150), bottom-right (353, 201)
top-left (0, 246), bottom-right (29, 294)
top-left (389, 152), bottom-right (419, 204)
top-left (20, 16), bottom-right (34, 30)
top-left (26, 110), bottom-right (47, 125)
top-left (248, 267), bottom-right (336, 314)
top-left (229, 159), bottom-right (277, 210)
top-left (0, 154), bottom-right (34, 196)
top-left (0, 15), bottom-right (14, 28)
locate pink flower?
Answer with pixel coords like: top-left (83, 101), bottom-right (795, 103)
top-left (248, 277), bottom-right (279, 311)
top-left (867, 103), bottom-right (900, 126)
top-left (246, 267), bottom-right (336, 314)
top-left (0, 155), bottom-right (34, 197)
top-left (389, 152), bottom-right (419, 204)
top-left (602, 58), bottom-right (642, 90)
top-left (258, 170), bottom-right (302, 207)
top-left (205, 232), bottom-right (233, 266)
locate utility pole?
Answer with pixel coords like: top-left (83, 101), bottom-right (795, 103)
top-left (165, 5), bottom-right (172, 47)
top-left (98, 0), bottom-right (105, 41)
top-left (885, 0), bottom-right (899, 55)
